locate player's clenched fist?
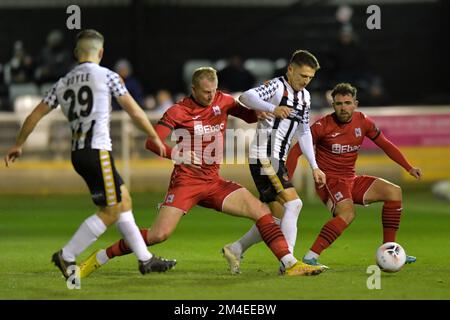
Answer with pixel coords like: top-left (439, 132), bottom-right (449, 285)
top-left (312, 168), bottom-right (326, 188)
top-left (409, 167), bottom-right (422, 180)
top-left (4, 145), bottom-right (22, 167)
top-left (273, 106), bottom-right (292, 119)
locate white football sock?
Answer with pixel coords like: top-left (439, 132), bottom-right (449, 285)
top-left (62, 214), bottom-right (107, 262)
top-left (280, 254), bottom-right (298, 269)
top-left (280, 199), bottom-right (302, 254)
top-left (116, 210), bottom-right (152, 262)
top-left (96, 249), bottom-right (109, 265)
top-left (237, 217), bottom-right (281, 254)
top-left (304, 250), bottom-right (320, 260)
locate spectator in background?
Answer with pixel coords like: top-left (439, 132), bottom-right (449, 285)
top-left (0, 64), bottom-right (9, 111)
top-left (154, 89), bottom-right (174, 115)
top-left (362, 76), bottom-right (392, 106)
top-left (329, 25), bottom-right (368, 87)
top-left (112, 59), bottom-right (143, 111)
top-left (218, 54), bottom-right (255, 93)
top-left (273, 58), bottom-right (288, 78)
top-left (3, 41), bottom-right (34, 84)
top-left (329, 24), bottom-right (389, 106)
top-left (34, 29), bottom-right (73, 84)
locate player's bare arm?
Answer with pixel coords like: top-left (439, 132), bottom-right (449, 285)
top-left (116, 93), bottom-right (166, 157)
top-left (4, 101), bottom-right (53, 167)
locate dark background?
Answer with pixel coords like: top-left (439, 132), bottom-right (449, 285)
top-left (1, 0), bottom-right (449, 105)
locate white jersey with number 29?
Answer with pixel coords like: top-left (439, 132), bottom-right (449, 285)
top-left (43, 61), bottom-right (128, 151)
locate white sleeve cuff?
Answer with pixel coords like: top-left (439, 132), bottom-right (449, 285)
top-left (296, 126), bottom-right (318, 169)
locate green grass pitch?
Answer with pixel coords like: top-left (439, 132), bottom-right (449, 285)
top-left (1, 185), bottom-right (449, 300)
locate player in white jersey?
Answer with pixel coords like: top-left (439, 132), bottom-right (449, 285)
top-left (4, 29), bottom-right (176, 279)
top-left (222, 50), bottom-right (326, 274)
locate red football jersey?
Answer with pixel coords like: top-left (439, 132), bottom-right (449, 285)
top-left (159, 91), bottom-right (251, 179)
top-left (312, 111), bottom-right (380, 178)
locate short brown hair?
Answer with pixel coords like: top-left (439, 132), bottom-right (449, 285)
top-left (331, 83), bottom-right (357, 99)
top-left (76, 29), bottom-right (104, 43)
top-left (192, 67), bottom-right (218, 87)
top-left (290, 50), bottom-right (320, 70)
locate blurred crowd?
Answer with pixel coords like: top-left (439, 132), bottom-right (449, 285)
top-left (0, 22), bottom-right (391, 114)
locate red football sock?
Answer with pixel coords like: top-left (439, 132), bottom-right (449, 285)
top-left (256, 214), bottom-right (290, 260)
top-left (106, 229), bottom-right (149, 259)
top-left (310, 216), bottom-right (348, 255)
top-left (382, 201), bottom-right (402, 243)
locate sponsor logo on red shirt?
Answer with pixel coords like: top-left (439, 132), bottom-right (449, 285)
top-left (331, 143), bottom-right (361, 154)
top-left (194, 122), bottom-right (225, 135)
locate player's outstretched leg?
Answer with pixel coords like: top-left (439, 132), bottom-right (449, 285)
top-left (256, 214), bottom-right (325, 276)
top-left (364, 178), bottom-right (417, 265)
top-left (303, 198), bottom-right (354, 268)
top-left (79, 249), bottom-right (103, 278)
top-left (222, 188), bottom-right (326, 276)
top-left (221, 216), bottom-right (282, 274)
top-left (79, 229), bottom-right (145, 278)
top-left (79, 228), bottom-right (177, 277)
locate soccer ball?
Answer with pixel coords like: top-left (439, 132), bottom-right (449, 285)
top-left (432, 180), bottom-right (450, 202)
top-left (376, 242), bottom-right (406, 273)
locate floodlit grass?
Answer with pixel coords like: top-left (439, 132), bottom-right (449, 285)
top-left (1, 186), bottom-right (449, 300)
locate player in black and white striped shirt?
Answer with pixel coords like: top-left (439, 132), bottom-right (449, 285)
top-left (223, 50), bottom-right (327, 274)
top-left (4, 29), bottom-right (175, 279)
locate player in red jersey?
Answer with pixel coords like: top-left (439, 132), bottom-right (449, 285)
top-left (79, 67), bottom-right (327, 277)
top-left (286, 83), bottom-right (421, 268)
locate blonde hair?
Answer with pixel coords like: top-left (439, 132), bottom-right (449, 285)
top-left (192, 67), bottom-right (218, 87)
top-left (74, 29), bottom-right (104, 57)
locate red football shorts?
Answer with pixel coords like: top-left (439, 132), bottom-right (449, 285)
top-left (316, 175), bottom-right (378, 214)
top-left (161, 171), bottom-right (243, 213)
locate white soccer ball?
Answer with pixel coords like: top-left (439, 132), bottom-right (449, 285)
top-left (376, 242), bottom-right (406, 273)
top-left (432, 180), bottom-right (450, 201)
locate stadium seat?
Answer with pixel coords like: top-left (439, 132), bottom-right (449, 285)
top-left (13, 95), bottom-right (42, 116)
top-left (48, 120), bottom-right (71, 159)
top-left (243, 58), bottom-right (275, 85)
top-left (274, 58), bottom-right (288, 71)
top-left (110, 118), bottom-right (123, 156)
top-left (40, 82), bottom-right (55, 97)
top-left (0, 121), bottom-right (21, 154)
top-left (8, 83), bottom-right (39, 105)
top-left (214, 59), bottom-right (227, 72)
top-left (14, 94), bottom-right (53, 152)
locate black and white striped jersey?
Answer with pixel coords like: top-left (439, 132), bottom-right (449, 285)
top-left (43, 62), bottom-right (128, 151)
top-left (247, 76), bottom-right (312, 161)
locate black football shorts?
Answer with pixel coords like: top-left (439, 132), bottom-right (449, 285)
top-left (71, 149), bottom-right (123, 207)
top-left (249, 158), bottom-right (293, 203)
